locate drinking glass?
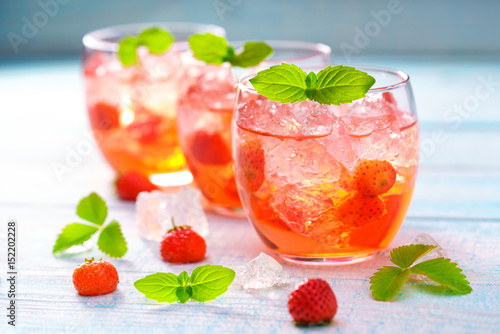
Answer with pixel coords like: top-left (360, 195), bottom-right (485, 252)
top-left (82, 22), bottom-right (225, 185)
top-left (177, 41), bottom-right (331, 216)
top-left (233, 65), bottom-right (419, 264)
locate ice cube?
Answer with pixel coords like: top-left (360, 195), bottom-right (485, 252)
top-left (409, 233), bottom-right (448, 283)
top-left (269, 184), bottom-right (337, 235)
top-left (236, 100), bottom-right (334, 138)
top-left (235, 252), bottom-right (289, 289)
top-left (266, 139), bottom-right (341, 187)
top-left (341, 93), bottom-right (397, 137)
top-left (136, 187), bottom-right (208, 241)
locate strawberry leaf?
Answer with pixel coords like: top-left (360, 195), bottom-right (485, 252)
top-left (390, 244), bottom-right (437, 268)
top-left (76, 192), bottom-right (107, 226)
top-left (411, 258), bottom-right (472, 294)
top-left (53, 223), bottom-right (99, 254)
top-left (97, 221), bottom-right (128, 258)
top-left (370, 266), bottom-right (411, 301)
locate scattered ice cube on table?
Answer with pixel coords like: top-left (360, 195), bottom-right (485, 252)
top-left (235, 253), bottom-right (289, 289)
top-left (136, 187), bottom-right (208, 241)
top-left (409, 233), bottom-right (449, 283)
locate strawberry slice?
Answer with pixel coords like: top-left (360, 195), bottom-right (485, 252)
top-left (116, 171), bottom-right (158, 201)
top-left (237, 140), bottom-right (265, 192)
top-left (354, 159), bottom-right (397, 196)
top-left (189, 131), bottom-right (232, 165)
top-left (336, 192), bottom-right (386, 228)
top-left (89, 102), bottom-right (120, 132)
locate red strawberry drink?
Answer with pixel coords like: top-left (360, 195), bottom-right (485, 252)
top-left (82, 23), bottom-right (225, 177)
top-left (233, 66), bottom-right (419, 263)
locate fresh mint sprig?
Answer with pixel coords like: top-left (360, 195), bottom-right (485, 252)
top-left (249, 64), bottom-right (376, 105)
top-left (134, 265), bottom-right (236, 303)
top-left (188, 33), bottom-right (273, 68)
top-left (118, 27), bottom-right (174, 66)
top-left (370, 244), bottom-right (472, 301)
top-left (53, 193), bottom-right (128, 258)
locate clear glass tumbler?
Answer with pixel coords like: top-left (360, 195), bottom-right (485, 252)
top-left (233, 65), bottom-right (419, 264)
top-left (82, 22), bottom-right (225, 184)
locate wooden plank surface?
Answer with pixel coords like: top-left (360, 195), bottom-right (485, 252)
top-left (0, 57), bottom-right (499, 333)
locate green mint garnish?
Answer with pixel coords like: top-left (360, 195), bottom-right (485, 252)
top-left (118, 27), bottom-right (174, 66)
top-left (249, 64), bottom-right (376, 105)
top-left (370, 244), bottom-right (472, 301)
top-left (134, 264), bottom-right (236, 303)
top-left (188, 33), bottom-right (273, 68)
top-left (53, 193), bottom-right (128, 258)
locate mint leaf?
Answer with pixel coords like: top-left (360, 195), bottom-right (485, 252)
top-left (305, 72), bottom-right (318, 100)
top-left (249, 64), bottom-right (308, 103)
top-left (138, 27), bottom-right (174, 54)
top-left (411, 258), bottom-right (472, 294)
top-left (134, 273), bottom-right (180, 303)
top-left (53, 223), bottom-right (99, 254)
top-left (118, 36), bottom-right (140, 67)
top-left (76, 192), bottom-right (107, 226)
top-left (189, 264), bottom-right (236, 302)
top-left (370, 266), bottom-right (411, 301)
top-left (230, 41), bottom-right (273, 68)
top-left (313, 65), bottom-right (376, 104)
top-left (188, 34), bottom-right (272, 68)
top-left (189, 33), bottom-right (229, 65)
top-left (134, 265), bottom-right (235, 303)
top-left (249, 64), bottom-right (376, 105)
top-left (97, 221), bottom-right (128, 258)
top-left (390, 244), bottom-right (437, 268)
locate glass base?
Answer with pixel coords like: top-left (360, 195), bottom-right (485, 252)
top-left (276, 250), bottom-right (382, 266)
top-left (210, 204), bottom-right (247, 219)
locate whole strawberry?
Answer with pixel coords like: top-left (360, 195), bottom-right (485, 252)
top-left (237, 139), bottom-right (265, 192)
top-left (288, 278), bottom-right (337, 326)
top-left (354, 159), bottom-right (397, 196)
top-left (116, 171), bottom-right (158, 201)
top-left (160, 220), bottom-right (206, 264)
top-left (73, 257), bottom-right (119, 296)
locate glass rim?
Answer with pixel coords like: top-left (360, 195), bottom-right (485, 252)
top-left (231, 40), bottom-right (331, 64)
top-left (82, 22), bottom-right (225, 52)
top-left (238, 64), bottom-right (411, 94)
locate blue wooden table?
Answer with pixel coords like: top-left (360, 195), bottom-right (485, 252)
top-left (0, 56), bottom-right (499, 333)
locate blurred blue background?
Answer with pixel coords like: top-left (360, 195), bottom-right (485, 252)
top-left (1, 0), bottom-right (499, 61)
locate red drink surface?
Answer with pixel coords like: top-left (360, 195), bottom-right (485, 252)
top-left (234, 92), bottom-right (419, 259)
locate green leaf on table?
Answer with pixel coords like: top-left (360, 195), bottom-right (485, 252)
top-left (118, 36), bottom-right (140, 66)
top-left (229, 41), bottom-right (273, 68)
top-left (189, 264), bottom-right (236, 302)
top-left (313, 65), bottom-right (376, 105)
top-left (390, 244), bottom-right (437, 268)
top-left (188, 33), bottom-right (272, 68)
top-left (76, 192), bottom-right (107, 226)
top-left (189, 33), bottom-right (230, 65)
top-left (370, 242), bottom-right (473, 302)
top-left (370, 266), bottom-right (411, 301)
top-left (134, 265), bottom-right (235, 304)
top-left (138, 27), bottom-right (174, 54)
top-left (249, 64), bottom-right (308, 103)
top-left (53, 223), bottom-right (99, 254)
top-left (134, 273), bottom-right (180, 303)
top-left (411, 258), bottom-right (472, 294)
top-left (97, 221), bottom-right (128, 258)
